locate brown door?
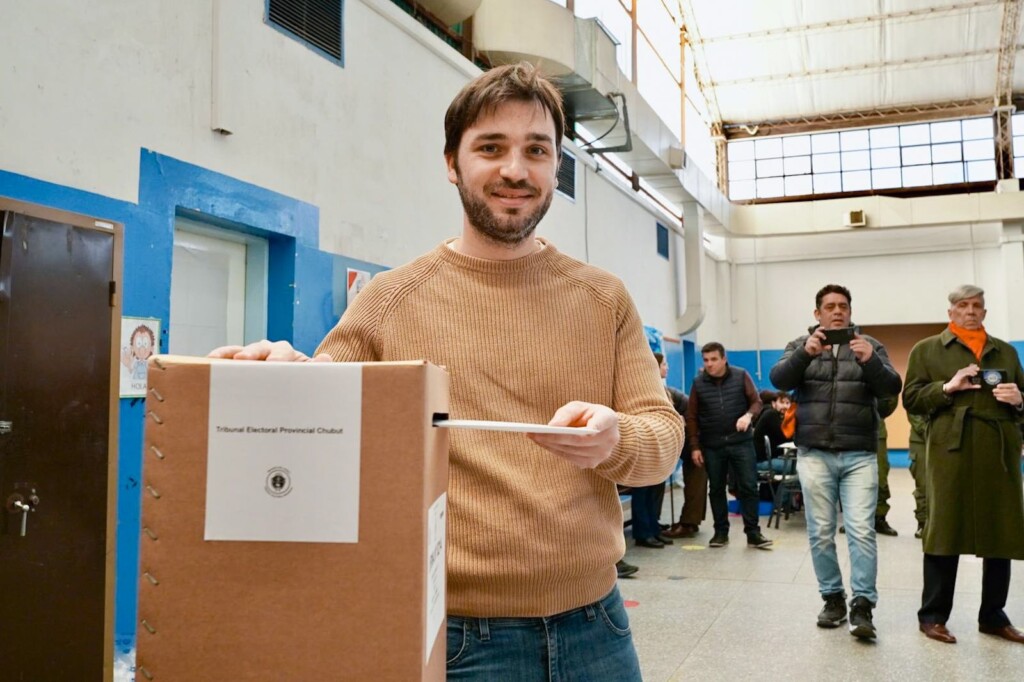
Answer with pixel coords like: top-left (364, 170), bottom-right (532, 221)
top-left (860, 323), bottom-right (947, 449)
top-left (0, 204), bottom-right (120, 679)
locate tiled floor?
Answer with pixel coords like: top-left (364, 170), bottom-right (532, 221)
top-left (620, 468), bottom-right (1024, 681)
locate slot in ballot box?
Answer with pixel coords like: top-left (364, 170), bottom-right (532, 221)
top-left (137, 356), bottom-right (449, 681)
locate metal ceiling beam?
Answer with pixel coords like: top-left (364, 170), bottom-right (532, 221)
top-left (709, 47), bottom-right (1013, 88)
top-left (680, 0), bottom-right (729, 193)
top-left (691, 0), bottom-right (1001, 45)
top-left (994, 0), bottom-right (1023, 178)
top-left (721, 98), bottom-right (1005, 138)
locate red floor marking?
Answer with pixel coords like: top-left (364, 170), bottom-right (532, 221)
top-left (624, 600), bottom-right (640, 608)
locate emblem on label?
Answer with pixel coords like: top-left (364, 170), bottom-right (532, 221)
top-left (982, 369), bottom-right (1003, 386)
top-left (265, 467), bottom-right (292, 497)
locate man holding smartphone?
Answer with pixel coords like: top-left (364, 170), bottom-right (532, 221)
top-left (903, 285), bottom-right (1024, 646)
top-left (770, 284), bottom-right (902, 640)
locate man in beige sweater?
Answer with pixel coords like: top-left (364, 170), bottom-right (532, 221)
top-left (212, 63), bottom-right (683, 680)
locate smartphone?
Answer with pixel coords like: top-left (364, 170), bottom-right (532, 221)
top-left (969, 368), bottom-right (1008, 387)
top-left (821, 327), bottom-right (855, 346)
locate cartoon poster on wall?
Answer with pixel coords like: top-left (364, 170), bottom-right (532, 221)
top-left (347, 268), bottom-right (371, 309)
top-left (120, 317), bottom-right (161, 398)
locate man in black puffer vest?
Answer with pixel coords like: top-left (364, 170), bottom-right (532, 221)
top-left (686, 342), bottom-right (772, 550)
top-left (770, 284), bottom-right (902, 642)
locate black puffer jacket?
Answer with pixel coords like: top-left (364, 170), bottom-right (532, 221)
top-left (769, 325), bottom-right (902, 452)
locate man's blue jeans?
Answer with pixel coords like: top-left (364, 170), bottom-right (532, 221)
top-left (796, 447), bottom-right (879, 604)
top-left (446, 586), bottom-right (642, 681)
top-left (630, 483), bottom-right (663, 540)
top-left (756, 459), bottom-right (793, 475)
top-left (704, 441), bottom-right (761, 536)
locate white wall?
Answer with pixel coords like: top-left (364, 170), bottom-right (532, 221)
top-left (692, 253), bottom-right (731, 347)
top-left (583, 164), bottom-right (678, 332)
top-left (10, 1), bottom-right (1018, 350)
top-left (694, 221), bottom-right (1022, 351)
top-left (0, 0), bottom-right (681, 331)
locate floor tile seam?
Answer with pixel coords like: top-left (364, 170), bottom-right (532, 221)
top-left (658, 583), bottom-right (745, 682)
top-left (662, 658), bottom-right (688, 682)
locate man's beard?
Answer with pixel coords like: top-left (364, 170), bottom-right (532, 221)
top-left (456, 178), bottom-right (553, 247)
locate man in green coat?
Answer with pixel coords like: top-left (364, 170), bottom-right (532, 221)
top-left (906, 413), bottom-right (929, 539)
top-left (874, 394), bottom-right (900, 535)
top-left (903, 285), bottom-right (1024, 646)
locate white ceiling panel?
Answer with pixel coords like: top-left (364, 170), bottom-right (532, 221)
top-left (714, 58), bottom-right (997, 124)
top-left (1012, 49), bottom-right (1024, 90)
top-left (684, 0), bottom-right (1019, 126)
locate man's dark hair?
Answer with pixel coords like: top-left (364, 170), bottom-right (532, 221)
top-left (701, 342), bottom-right (725, 357)
top-left (759, 389), bottom-right (777, 404)
top-left (653, 351), bottom-right (664, 364)
top-left (815, 284), bottom-right (852, 309)
top-left (443, 62), bottom-right (565, 160)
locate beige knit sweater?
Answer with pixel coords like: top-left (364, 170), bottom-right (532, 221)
top-left (317, 239), bottom-right (683, 617)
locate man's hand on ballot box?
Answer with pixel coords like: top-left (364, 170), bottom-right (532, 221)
top-left (527, 401), bottom-right (620, 469)
top-left (208, 340), bottom-right (331, 363)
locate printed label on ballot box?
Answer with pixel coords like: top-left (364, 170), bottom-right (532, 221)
top-left (204, 362), bottom-right (363, 543)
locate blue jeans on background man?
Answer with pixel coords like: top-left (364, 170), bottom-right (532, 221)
top-left (756, 459), bottom-right (793, 475)
top-left (446, 586), bottom-right (642, 681)
top-left (796, 448), bottom-right (879, 604)
top-left (630, 483), bottom-right (663, 540)
top-left (704, 441), bottom-right (761, 536)
top-left (757, 458), bottom-right (798, 505)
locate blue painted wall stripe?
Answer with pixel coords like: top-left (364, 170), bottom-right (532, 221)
top-left (2, 151), bottom-right (389, 653)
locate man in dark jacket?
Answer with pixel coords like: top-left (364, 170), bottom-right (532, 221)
top-left (770, 284), bottom-right (902, 641)
top-left (903, 284), bottom-right (1024, 646)
top-left (686, 342), bottom-right (772, 550)
top-left (663, 371), bottom-right (702, 539)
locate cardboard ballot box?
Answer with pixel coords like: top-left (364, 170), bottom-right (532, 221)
top-left (136, 356), bottom-right (449, 681)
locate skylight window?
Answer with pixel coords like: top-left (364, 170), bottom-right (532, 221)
top-left (728, 116), bottom-right (998, 200)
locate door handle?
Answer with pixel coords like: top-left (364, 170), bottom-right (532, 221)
top-left (12, 500), bottom-right (29, 536)
top-left (6, 492), bottom-right (37, 537)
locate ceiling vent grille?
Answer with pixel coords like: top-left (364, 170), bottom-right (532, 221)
top-left (843, 209), bottom-right (867, 227)
top-left (268, 0), bottom-right (343, 61)
top-left (557, 150), bottom-right (577, 200)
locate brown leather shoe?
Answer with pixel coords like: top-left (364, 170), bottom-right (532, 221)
top-left (919, 622), bottom-right (957, 644)
top-left (979, 624), bottom-right (1024, 644)
top-left (662, 523), bottom-right (697, 539)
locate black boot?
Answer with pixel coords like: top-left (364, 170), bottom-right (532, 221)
top-left (616, 559), bottom-right (638, 578)
top-left (848, 596), bottom-right (877, 639)
top-left (875, 517), bottom-right (898, 536)
top-left (817, 592), bottom-right (847, 628)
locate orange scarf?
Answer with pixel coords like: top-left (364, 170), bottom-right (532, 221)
top-left (781, 401), bottom-right (797, 439)
top-left (949, 322), bottom-right (987, 360)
